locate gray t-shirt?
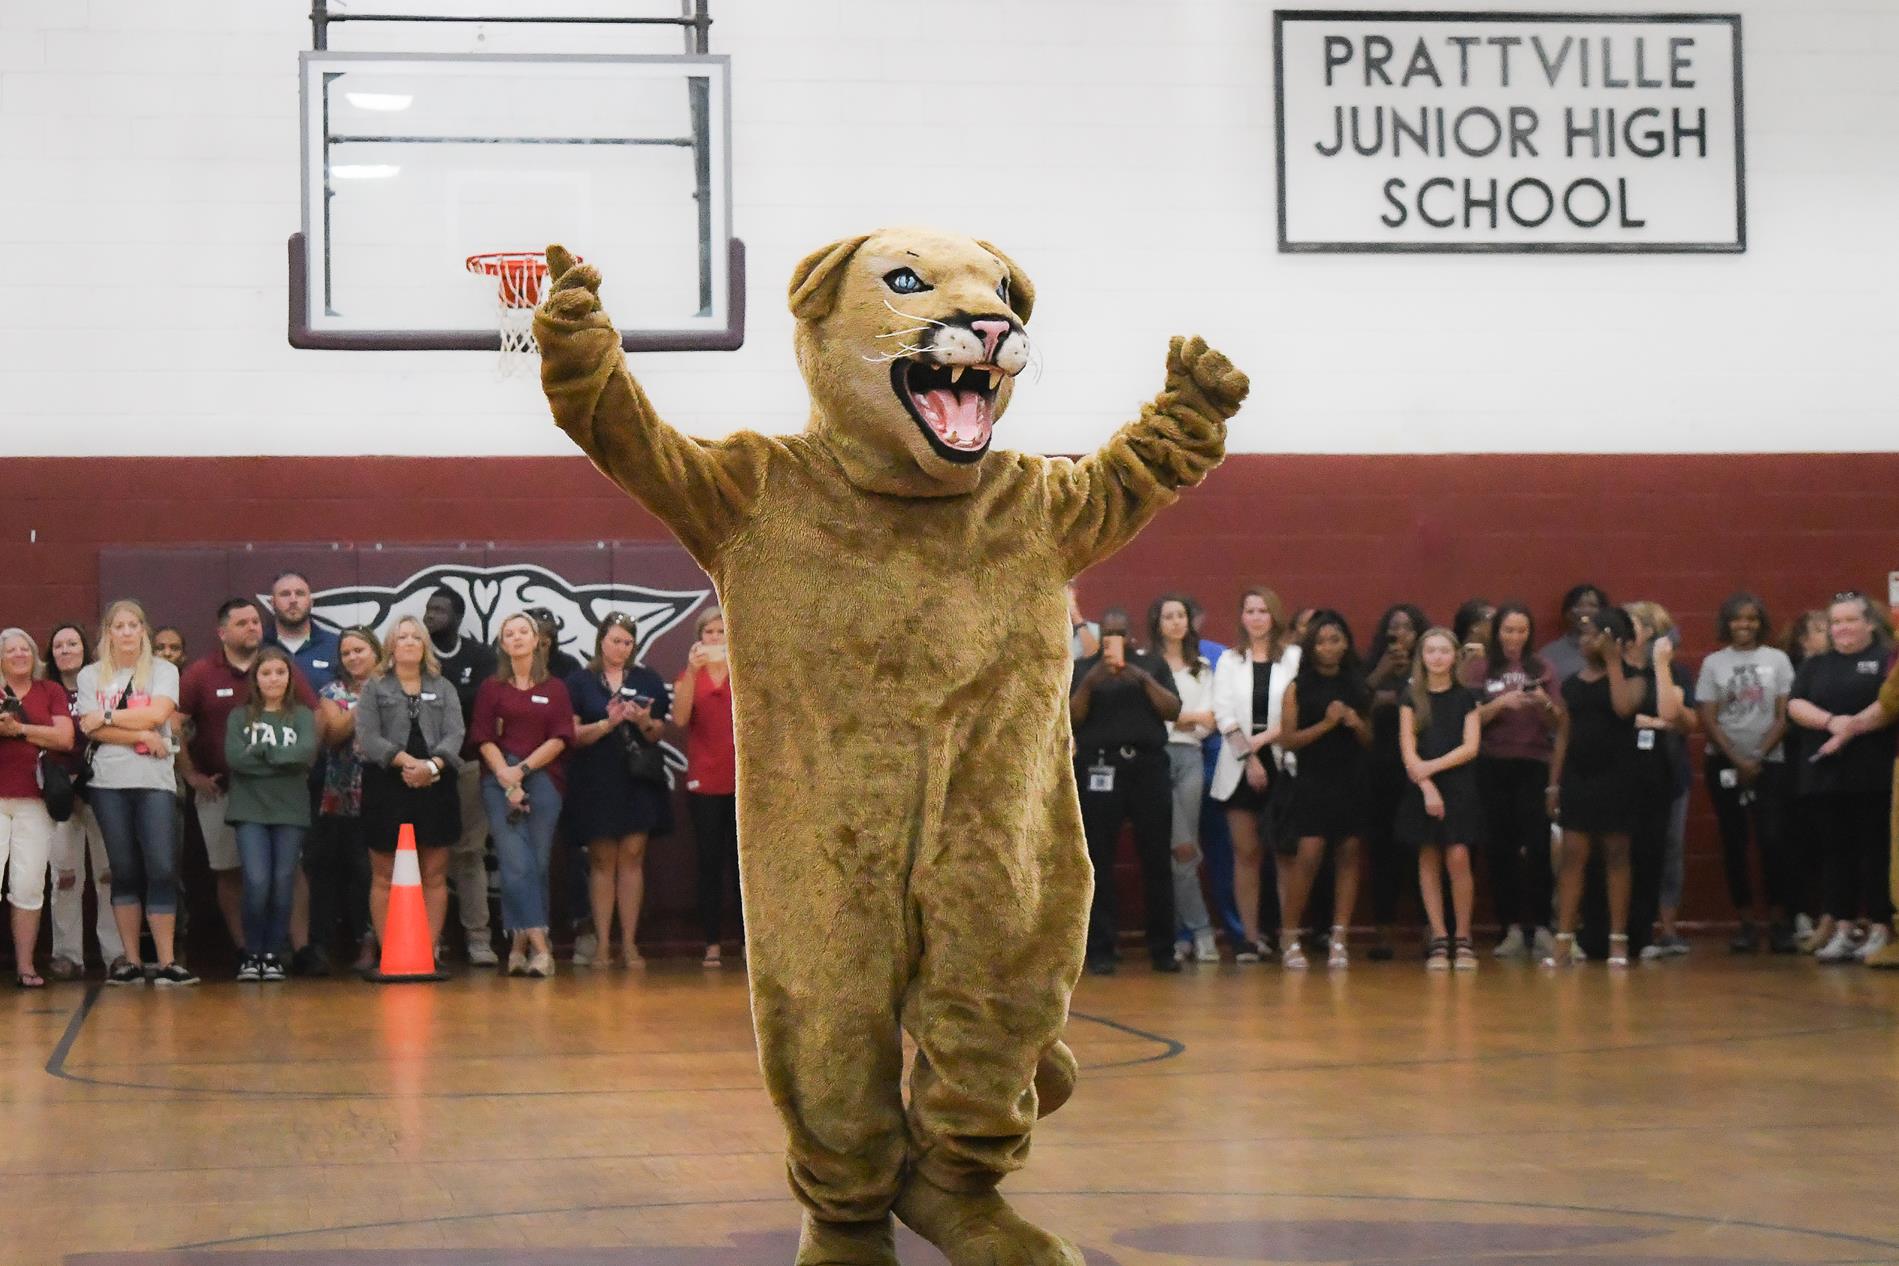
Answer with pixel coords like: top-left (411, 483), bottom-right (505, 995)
top-left (1695, 645), bottom-right (1795, 762)
top-left (75, 658), bottom-right (180, 791)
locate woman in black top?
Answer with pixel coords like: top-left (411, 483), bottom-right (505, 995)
top-left (1787, 593), bottom-right (1898, 962)
top-left (1547, 607), bottom-right (1644, 967)
top-left (1453, 598), bottom-right (1495, 670)
top-left (1779, 609), bottom-right (1832, 948)
top-left (565, 613), bottom-right (670, 969)
top-left (1361, 603), bottom-right (1427, 961)
top-left (1398, 628), bottom-right (1484, 970)
top-left (1277, 611), bottom-right (1372, 970)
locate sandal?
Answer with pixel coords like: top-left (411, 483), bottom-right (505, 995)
top-left (1425, 937), bottom-right (1451, 971)
top-left (1607, 933), bottom-right (1630, 968)
top-left (1327, 926), bottom-right (1349, 969)
top-left (702, 945), bottom-right (722, 968)
top-left (1452, 937), bottom-right (1478, 971)
top-left (16, 971), bottom-right (46, 989)
top-left (1542, 932), bottom-right (1581, 967)
top-left (1281, 936), bottom-right (1307, 971)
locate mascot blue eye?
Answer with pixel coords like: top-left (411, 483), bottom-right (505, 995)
top-left (883, 268), bottom-right (930, 295)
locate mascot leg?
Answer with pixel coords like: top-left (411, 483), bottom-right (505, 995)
top-left (894, 745), bottom-right (1091, 1266)
top-left (741, 789), bottom-right (916, 1265)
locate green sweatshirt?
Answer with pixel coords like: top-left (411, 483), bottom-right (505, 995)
top-left (223, 704), bottom-right (318, 827)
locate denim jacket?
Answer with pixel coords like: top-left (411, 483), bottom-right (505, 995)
top-left (353, 672), bottom-right (465, 771)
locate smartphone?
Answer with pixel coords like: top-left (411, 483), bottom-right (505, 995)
top-left (703, 644), bottom-right (727, 663)
top-left (629, 693), bottom-right (655, 708)
top-left (1101, 632), bottom-right (1127, 668)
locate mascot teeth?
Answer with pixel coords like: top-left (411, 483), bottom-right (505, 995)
top-left (950, 366), bottom-right (965, 384)
top-left (893, 355), bottom-right (1001, 461)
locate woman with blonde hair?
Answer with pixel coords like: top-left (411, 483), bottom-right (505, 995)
top-left (472, 611), bottom-right (574, 977)
top-left (74, 600), bottom-right (196, 986)
top-left (1396, 628), bottom-right (1484, 970)
top-left (354, 615), bottom-right (463, 971)
top-left (675, 606), bottom-right (740, 965)
top-left (1623, 601), bottom-right (1698, 961)
top-left (0, 627), bottom-right (74, 988)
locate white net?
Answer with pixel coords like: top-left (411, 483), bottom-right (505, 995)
top-left (467, 253), bottom-right (550, 377)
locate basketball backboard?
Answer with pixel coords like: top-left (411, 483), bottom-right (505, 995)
top-left (291, 51), bottom-right (742, 352)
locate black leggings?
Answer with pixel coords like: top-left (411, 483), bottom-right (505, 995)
top-left (1478, 756), bottom-right (1553, 933)
top-left (304, 813), bottom-right (371, 950)
top-left (1816, 790), bottom-right (1893, 923)
top-left (687, 792), bottom-right (741, 947)
top-left (1705, 757), bottom-right (1791, 917)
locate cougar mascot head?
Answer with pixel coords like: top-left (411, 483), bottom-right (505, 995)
top-left (787, 227), bottom-right (1037, 497)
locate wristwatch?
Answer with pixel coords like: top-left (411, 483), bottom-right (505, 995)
top-left (103, 709), bottom-right (114, 726)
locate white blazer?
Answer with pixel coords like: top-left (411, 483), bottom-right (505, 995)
top-left (1209, 643), bottom-right (1302, 801)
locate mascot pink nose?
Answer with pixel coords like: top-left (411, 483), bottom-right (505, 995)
top-left (970, 320), bottom-right (1011, 362)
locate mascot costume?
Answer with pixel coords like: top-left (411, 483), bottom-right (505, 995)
top-left (535, 228), bottom-right (1248, 1264)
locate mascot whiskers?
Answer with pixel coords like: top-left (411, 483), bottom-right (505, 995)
top-left (536, 227), bottom-right (1248, 1265)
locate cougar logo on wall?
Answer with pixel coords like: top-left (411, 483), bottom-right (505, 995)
top-left (290, 563), bottom-right (712, 663)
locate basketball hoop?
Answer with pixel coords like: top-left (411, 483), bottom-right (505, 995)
top-left (466, 251), bottom-right (570, 375)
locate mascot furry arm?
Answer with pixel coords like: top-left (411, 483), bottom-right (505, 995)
top-left (537, 232), bottom-right (1246, 1266)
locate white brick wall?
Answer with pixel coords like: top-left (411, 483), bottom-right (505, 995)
top-left (0, 0), bottom-right (1893, 456)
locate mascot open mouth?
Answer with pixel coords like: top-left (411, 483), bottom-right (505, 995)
top-left (892, 358), bottom-right (1002, 463)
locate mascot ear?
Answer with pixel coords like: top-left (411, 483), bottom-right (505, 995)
top-left (787, 234), bottom-right (871, 322)
top-left (977, 239), bottom-right (1036, 324)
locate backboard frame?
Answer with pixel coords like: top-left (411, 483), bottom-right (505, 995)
top-left (289, 50), bottom-right (743, 353)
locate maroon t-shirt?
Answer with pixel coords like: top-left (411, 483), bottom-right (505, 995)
top-left (178, 652), bottom-right (320, 781)
top-left (470, 677), bottom-right (576, 792)
top-left (1462, 655), bottom-right (1560, 763)
top-left (0, 679), bottom-right (70, 799)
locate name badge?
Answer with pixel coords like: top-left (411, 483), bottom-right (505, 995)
top-left (530, 694), bottom-right (549, 705)
top-left (1486, 680), bottom-right (1505, 694)
top-left (1637, 729), bottom-right (1657, 751)
top-left (312, 660), bottom-right (330, 669)
top-left (1858, 661), bottom-right (1880, 675)
top-left (420, 693), bottom-right (437, 702)
top-left (215, 687), bottom-right (235, 699)
top-left (1087, 763), bottom-right (1115, 793)
top-left (620, 687), bottom-right (639, 697)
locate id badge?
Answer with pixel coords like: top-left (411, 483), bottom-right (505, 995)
top-left (1718, 766), bottom-right (1739, 790)
top-left (1087, 764), bottom-right (1115, 793)
top-left (1637, 729), bottom-right (1657, 751)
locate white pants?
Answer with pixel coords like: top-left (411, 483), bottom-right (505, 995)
top-left (1, 797), bottom-right (56, 912)
top-left (49, 802), bottom-right (125, 965)
top-left (452, 762), bottom-right (491, 938)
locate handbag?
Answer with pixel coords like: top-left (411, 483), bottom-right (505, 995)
top-left (5, 684), bottom-right (77, 821)
top-left (621, 728), bottom-right (669, 788)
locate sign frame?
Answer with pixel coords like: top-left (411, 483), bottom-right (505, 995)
top-left (1273, 9), bottom-right (1746, 254)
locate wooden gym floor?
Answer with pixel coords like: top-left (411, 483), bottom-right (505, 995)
top-left (4, 953), bottom-right (1897, 1265)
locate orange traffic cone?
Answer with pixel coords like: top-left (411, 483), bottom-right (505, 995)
top-left (365, 823), bottom-right (447, 983)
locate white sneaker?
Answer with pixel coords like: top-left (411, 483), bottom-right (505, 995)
top-left (1493, 926), bottom-right (1527, 959)
top-left (572, 931), bottom-right (598, 968)
top-left (1794, 912), bottom-right (1815, 946)
top-left (466, 938), bottom-right (498, 968)
top-left (1853, 923), bottom-right (1890, 962)
top-left (1532, 927), bottom-right (1556, 962)
top-left (1815, 925), bottom-right (1861, 963)
top-left (1192, 928), bottom-right (1220, 963)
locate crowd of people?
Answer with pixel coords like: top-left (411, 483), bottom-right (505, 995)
top-left (1066, 582), bottom-right (1899, 975)
top-left (0, 573), bottom-right (739, 987)
top-left (1, 571), bottom-right (1894, 988)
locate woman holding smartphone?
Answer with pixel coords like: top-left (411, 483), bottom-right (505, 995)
top-left (1210, 587), bottom-right (1296, 961)
top-left (1276, 611), bottom-right (1373, 969)
top-left (675, 608), bottom-right (739, 966)
top-left (1547, 608), bottom-right (1645, 968)
top-left (566, 612), bottom-right (669, 968)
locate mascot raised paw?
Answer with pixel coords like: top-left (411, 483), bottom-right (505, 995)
top-left (536, 228), bottom-right (1248, 1264)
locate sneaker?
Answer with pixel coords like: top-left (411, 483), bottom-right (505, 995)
top-left (1452, 937), bottom-right (1478, 971)
top-left (1234, 939), bottom-right (1265, 964)
top-left (151, 962), bottom-right (200, 988)
top-left (261, 954), bottom-right (288, 982)
top-left (1853, 923), bottom-right (1891, 962)
top-left (1327, 931), bottom-right (1349, 970)
top-left (1642, 934), bottom-right (1690, 960)
top-left (1541, 934), bottom-right (1582, 968)
top-left (702, 944), bottom-right (723, 968)
top-left (465, 937), bottom-right (498, 968)
top-left (1729, 921), bottom-right (1759, 954)
top-left (1151, 955), bottom-right (1182, 974)
top-left (1794, 912), bottom-right (1815, 948)
top-left (1173, 939), bottom-right (1193, 964)
top-left (1607, 934), bottom-right (1631, 968)
top-left (1492, 926), bottom-right (1527, 959)
top-left (1532, 927), bottom-right (1556, 962)
top-left (1425, 938), bottom-right (1450, 971)
top-left (1192, 928), bottom-right (1220, 963)
top-left (106, 959), bottom-right (145, 986)
top-left (572, 931), bottom-right (598, 968)
top-left (235, 955), bottom-right (263, 982)
top-left (1816, 925), bottom-right (1861, 963)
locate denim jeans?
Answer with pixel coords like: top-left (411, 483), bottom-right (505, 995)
top-left (483, 768), bottom-right (562, 933)
top-left (236, 822), bottom-right (305, 956)
top-left (88, 787), bottom-right (179, 915)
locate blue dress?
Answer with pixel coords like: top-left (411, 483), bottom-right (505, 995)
top-left (563, 666), bottom-right (672, 844)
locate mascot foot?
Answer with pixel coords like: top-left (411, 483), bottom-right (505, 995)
top-left (795, 1212), bottom-right (898, 1266)
top-left (893, 1174), bottom-right (1084, 1266)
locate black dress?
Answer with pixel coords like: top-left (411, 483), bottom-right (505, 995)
top-left (563, 666), bottom-right (672, 845)
top-left (361, 706), bottom-right (461, 853)
top-left (1282, 670), bottom-right (1370, 846)
top-left (1394, 685), bottom-right (1483, 848)
top-left (1558, 671), bottom-right (1639, 835)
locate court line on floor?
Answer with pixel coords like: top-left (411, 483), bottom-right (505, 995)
top-left (162, 1186), bottom-right (1899, 1255)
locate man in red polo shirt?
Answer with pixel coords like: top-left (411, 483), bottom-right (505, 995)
top-left (176, 597), bottom-right (321, 955)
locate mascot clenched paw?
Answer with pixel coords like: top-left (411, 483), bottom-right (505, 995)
top-left (537, 227), bottom-right (1248, 1264)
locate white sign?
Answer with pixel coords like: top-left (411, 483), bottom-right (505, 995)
top-left (1275, 11), bottom-right (1744, 252)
